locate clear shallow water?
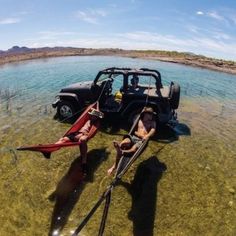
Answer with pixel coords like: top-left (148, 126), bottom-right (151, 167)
top-left (0, 56), bottom-right (235, 235)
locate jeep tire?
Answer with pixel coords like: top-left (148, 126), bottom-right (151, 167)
top-left (57, 101), bottom-right (76, 121)
top-left (169, 83), bottom-right (180, 110)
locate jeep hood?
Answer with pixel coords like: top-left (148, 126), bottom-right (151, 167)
top-left (61, 81), bottom-right (93, 93)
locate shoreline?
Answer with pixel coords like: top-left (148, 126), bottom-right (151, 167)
top-left (0, 47), bottom-right (236, 75)
top-left (135, 56), bottom-right (236, 75)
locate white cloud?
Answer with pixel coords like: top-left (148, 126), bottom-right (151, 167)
top-left (0, 17), bottom-right (21, 25)
top-left (75, 11), bottom-right (97, 24)
top-left (115, 31), bottom-right (236, 59)
top-left (226, 11), bottom-right (236, 25)
top-left (230, 16), bottom-right (236, 24)
top-left (75, 9), bottom-right (107, 24)
top-left (38, 31), bottom-right (76, 39)
top-left (91, 9), bottom-right (107, 17)
top-left (207, 11), bottom-right (224, 21)
top-left (213, 32), bottom-right (231, 40)
top-left (196, 11), bottom-right (204, 15)
top-left (185, 24), bottom-right (232, 41)
top-left (23, 31), bottom-right (236, 60)
top-left (186, 25), bottom-right (200, 34)
top-left (197, 8), bottom-right (236, 28)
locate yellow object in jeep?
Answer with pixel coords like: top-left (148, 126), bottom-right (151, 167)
top-left (114, 91), bottom-right (122, 102)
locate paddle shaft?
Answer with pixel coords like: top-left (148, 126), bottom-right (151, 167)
top-left (71, 139), bottom-right (148, 235)
top-left (98, 191), bottom-right (111, 236)
top-left (72, 185), bottom-right (114, 236)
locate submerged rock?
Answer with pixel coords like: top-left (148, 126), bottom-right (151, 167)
top-left (205, 165), bottom-right (211, 171)
top-left (1, 125), bottom-right (11, 133)
top-left (16, 105), bottom-right (23, 110)
top-left (228, 187), bottom-right (235, 195)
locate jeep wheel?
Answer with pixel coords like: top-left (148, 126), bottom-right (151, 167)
top-left (57, 101), bottom-right (75, 121)
top-left (169, 82), bottom-right (180, 110)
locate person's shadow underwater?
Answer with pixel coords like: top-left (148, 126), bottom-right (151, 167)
top-left (48, 148), bottom-right (108, 236)
top-left (119, 156), bottom-right (167, 236)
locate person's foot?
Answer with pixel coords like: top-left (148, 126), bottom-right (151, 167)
top-left (107, 165), bottom-right (116, 175)
top-left (113, 141), bottom-right (122, 155)
top-left (82, 163), bottom-right (88, 176)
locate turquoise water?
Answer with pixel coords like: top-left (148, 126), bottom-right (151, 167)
top-left (0, 56), bottom-right (236, 235)
top-left (1, 56), bottom-right (235, 114)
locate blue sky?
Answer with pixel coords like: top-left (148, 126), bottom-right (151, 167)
top-left (0, 0), bottom-right (236, 60)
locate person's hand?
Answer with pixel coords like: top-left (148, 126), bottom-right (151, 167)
top-left (79, 136), bottom-right (88, 142)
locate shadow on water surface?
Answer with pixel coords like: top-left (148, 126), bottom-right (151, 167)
top-left (120, 156), bottom-right (167, 236)
top-left (48, 148), bottom-right (108, 236)
top-left (155, 122), bottom-right (191, 144)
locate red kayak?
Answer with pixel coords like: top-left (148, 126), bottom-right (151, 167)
top-left (17, 102), bottom-right (101, 159)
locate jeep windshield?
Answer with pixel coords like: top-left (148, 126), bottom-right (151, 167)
top-left (128, 74), bottom-right (156, 88)
top-left (96, 73), bottom-right (120, 83)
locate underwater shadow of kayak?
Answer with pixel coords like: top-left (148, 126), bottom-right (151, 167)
top-left (48, 148), bottom-right (109, 236)
top-left (170, 123), bottom-right (191, 136)
top-left (155, 122), bottom-right (191, 144)
top-left (119, 156), bottom-right (167, 236)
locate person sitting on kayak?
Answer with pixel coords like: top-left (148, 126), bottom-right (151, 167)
top-left (56, 108), bottom-right (103, 173)
top-left (107, 107), bottom-right (156, 175)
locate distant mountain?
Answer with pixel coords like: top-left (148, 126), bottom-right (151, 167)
top-left (7, 46), bottom-right (32, 54)
top-left (2, 46), bottom-right (85, 54)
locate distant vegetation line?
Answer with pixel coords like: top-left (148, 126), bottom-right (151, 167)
top-left (0, 46), bottom-right (235, 74)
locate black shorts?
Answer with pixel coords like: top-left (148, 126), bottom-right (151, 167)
top-left (66, 132), bottom-right (82, 142)
top-left (123, 134), bottom-right (143, 148)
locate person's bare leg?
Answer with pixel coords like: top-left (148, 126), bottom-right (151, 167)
top-left (74, 133), bottom-right (83, 141)
top-left (79, 135), bottom-right (88, 164)
top-left (120, 138), bottom-right (132, 149)
top-left (122, 145), bottom-right (138, 155)
top-left (113, 141), bottom-right (122, 155)
top-left (107, 151), bottom-right (122, 175)
top-left (107, 138), bottom-right (131, 175)
top-left (55, 137), bottom-right (70, 144)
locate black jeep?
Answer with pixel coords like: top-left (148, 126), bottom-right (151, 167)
top-left (52, 67), bottom-right (180, 124)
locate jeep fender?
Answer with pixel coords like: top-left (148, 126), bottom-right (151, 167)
top-left (57, 93), bottom-right (84, 108)
top-left (57, 93), bottom-right (80, 104)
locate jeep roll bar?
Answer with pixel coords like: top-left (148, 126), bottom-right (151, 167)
top-left (102, 67), bottom-right (161, 79)
top-left (95, 67), bottom-right (163, 90)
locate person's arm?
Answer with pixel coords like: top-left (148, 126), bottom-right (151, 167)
top-left (134, 120), bottom-right (142, 137)
top-left (143, 121), bottom-right (156, 140)
top-left (121, 145), bottom-right (138, 155)
top-left (143, 128), bottom-right (155, 140)
top-left (77, 120), bottom-right (91, 137)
